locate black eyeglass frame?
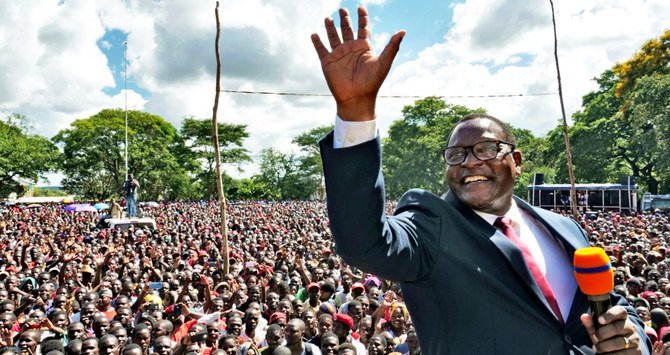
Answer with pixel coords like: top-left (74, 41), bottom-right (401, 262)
top-left (442, 140), bottom-right (516, 166)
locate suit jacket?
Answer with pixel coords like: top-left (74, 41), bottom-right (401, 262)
top-left (320, 133), bottom-right (650, 355)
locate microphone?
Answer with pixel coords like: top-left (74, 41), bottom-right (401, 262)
top-left (573, 247), bottom-right (613, 328)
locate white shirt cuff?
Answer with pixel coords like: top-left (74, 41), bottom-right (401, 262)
top-left (333, 114), bottom-right (378, 148)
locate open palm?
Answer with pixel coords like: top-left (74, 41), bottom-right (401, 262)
top-left (312, 7), bottom-right (405, 121)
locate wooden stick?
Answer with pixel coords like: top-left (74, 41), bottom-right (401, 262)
top-left (550, 0), bottom-right (579, 220)
top-left (212, 1), bottom-right (229, 274)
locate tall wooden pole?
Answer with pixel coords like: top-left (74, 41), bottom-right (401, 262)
top-left (550, 0), bottom-right (579, 220)
top-left (212, 1), bottom-right (229, 274)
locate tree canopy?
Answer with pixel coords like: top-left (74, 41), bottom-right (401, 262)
top-left (52, 109), bottom-right (196, 200)
top-left (0, 114), bottom-right (60, 197)
top-left (180, 117), bottom-right (250, 198)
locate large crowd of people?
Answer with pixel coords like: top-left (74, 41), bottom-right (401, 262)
top-left (0, 201), bottom-right (668, 354)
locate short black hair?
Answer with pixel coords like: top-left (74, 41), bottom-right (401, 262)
top-left (336, 343), bottom-right (357, 353)
top-left (41, 338), bottom-right (64, 355)
top-left (451, 113), bottom-right (516, 146)
top-left (320, 282), bottom-right (336, 294)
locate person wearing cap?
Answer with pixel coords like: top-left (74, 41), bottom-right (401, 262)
top-left (98, 289), bottom-right (116, 321)
top-left (304, 283), bottom-right (322, 314)
top-left (312, 5), bottom-right (649, 354)
top-left (363, 277), bottom-right (381, 292)
top-left (332, 314), bottom-right (365, 355)
top-left (268, 312), bottom-right (287, 328)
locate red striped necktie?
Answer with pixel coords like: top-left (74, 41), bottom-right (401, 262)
top-left (495, 216), bottom-right (564, 324)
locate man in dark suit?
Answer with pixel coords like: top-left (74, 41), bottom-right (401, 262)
top-left (311, 6), bottom-right (650, 354)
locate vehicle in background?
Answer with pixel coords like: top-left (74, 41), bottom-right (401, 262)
top-left (104, 217), bottom-right (156, 231)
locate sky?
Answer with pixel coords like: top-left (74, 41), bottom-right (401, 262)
top-left (1, 0), bottom-right (669, 184)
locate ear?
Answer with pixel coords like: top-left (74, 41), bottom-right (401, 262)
top-left (512, 151), bottom-right (522, 177)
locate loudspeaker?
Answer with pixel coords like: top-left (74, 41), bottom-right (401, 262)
top-left (533, 173), bottom-right (545, 185)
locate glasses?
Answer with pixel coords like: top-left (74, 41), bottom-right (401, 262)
top-left (443, 140), bottom-right (515, 166)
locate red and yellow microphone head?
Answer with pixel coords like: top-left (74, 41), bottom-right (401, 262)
top-left (573, 247), bottom-right (614, 296)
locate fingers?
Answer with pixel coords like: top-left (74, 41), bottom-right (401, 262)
top-left (357, 7), bottom-right (370, 41)
top-left (311, 33), bottom-right (329, 60)
top-left (653, 341), bottom-right (667, 355)
top-left (339, 8), bottom-right (355, 42)
top-left (315, 6), bottom-right (370, 58)
top-left (598, 305), bottom-right (629, 325)
top-left (378, 30), bottom-right (406, 68)
top-left (581, 309), bottom-right (638, 353)
top-left (325, 17), bottom-right (341, 50)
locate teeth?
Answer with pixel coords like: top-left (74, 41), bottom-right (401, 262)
top-left (464, 175), bottom-right (489, 184)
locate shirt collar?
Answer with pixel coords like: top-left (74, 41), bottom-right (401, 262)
top-left (473, 199), bottom-right (523, 227)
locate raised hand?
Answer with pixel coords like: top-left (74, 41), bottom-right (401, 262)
top-left (311, 7), bottom-right (405, 121)
top-left (0, 327), bottom-right (12, 347)
top-left (381, 290), bottom-right (396, 309)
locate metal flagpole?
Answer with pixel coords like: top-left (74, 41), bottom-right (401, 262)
top-left (124, 41), bottom-right (128, 179)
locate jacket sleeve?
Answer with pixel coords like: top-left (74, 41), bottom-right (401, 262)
top-left (320, 132), bottom-right (439, 282)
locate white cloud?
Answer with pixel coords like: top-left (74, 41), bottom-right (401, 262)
top-left (382, 0), bottom-right (670, 136)
top-left (372, 31), bottom-right (390, 55)
top-left (2, 0), bottom-right (669, 186)
top-left (360, 0), bottom-right (388, 6)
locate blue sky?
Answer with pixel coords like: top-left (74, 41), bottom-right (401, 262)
top-left (97, 29), bottom-right (150, 99)
top-left (339, 0), bottom-right (455, 64)
top-left (1, 0), bottom-right (669, 184)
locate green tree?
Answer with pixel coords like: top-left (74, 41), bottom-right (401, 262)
top-left (292, 125), bottom-right (333, 199)
top-left (0, 114), bottom-right (60, 197)
top-left (254, 148), bottom-right (317, 200)
top-left (222, 175), bottom-right (275, 200)
top-left (512, 127), bottom-right (550, 199)
top-left (53, 109), bottom-right (196, 200)
top-left (31, 186), bottom-right (68, 197)
top-left (559, 61), bottom-right (668, 193)
top-left (628, 74), bottom-right (670, 192)
top-left (382, 97), bottom-right (484, 198)
top-left (180, 117), bottom-right (251, 199)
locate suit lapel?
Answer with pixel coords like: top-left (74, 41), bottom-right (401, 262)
top-left (444, 192), bottom-right (559, 323)
top-left (514, 197), bottom-right (587, 254)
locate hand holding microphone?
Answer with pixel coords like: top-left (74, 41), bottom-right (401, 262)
top-left (574, 247), bottom-right (614, 328)
top-left (575, 247), bottom-right (643, 354)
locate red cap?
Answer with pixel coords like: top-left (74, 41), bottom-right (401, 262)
top-left (641, 291), bottom-right (658, 300)
top-left (307, 282), bottom-right (320, 290)
top-left (322, 248), bottom-right (332, 255)
top-left (332, 313), bottom-right (354, 328)
top-left (573, 247), bottom-right (613, 296)
top-left (269, 312), bottom-right (287, 324)
top-left (351, 283), bottom-right (365, 291)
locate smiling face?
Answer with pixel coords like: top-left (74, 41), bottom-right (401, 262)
top-left (446, 118), bottom-right (521, 216)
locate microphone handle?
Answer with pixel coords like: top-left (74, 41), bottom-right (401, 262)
top-left (588, 293), bottom-right (612, 329)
